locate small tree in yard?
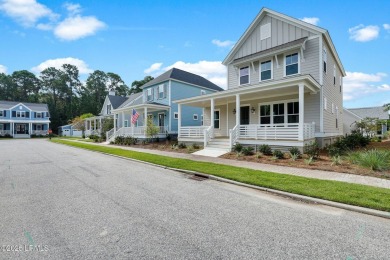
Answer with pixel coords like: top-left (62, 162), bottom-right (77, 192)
top-left (71, 113), bottom-right (94, 135)
top-left (355, 117), bottom-right (382, 137)
top-left (100, 117), bottom-right (114, 140)
top-left (146, 117), bottom-right (159, 141)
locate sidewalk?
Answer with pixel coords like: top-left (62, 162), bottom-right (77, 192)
top-left (68, 140), bottom-right (390, 190)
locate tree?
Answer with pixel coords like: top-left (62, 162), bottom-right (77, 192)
top-left (62, 64), bottom-right (82, 119)
top-left (107, 72), bottom-right (128, 96)
top-left (145, 116), bottom-right (159, 141)
top-left (11, 70), bottom-right (41, 102)
top-left (83, 70), bottom-right (108, 115)
top-left (355, 117), bottom-right (382, 137)
top-left (129, 76), bottom-right (154, 94)
top-left (0, 73), bottom-right (14, 100)
top-left (384, 103), bottom-right (390, 112)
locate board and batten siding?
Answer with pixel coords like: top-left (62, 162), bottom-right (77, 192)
top-left (233, 15), bottom-right (315, 60)
top-left (227, 37), bottom-right (320, 90)
top-left (322, 37), bottom-right (343, 136)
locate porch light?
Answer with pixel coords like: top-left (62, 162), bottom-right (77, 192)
top-left (233, 108), bottom-right (236, 114)
top-left (251, 107), bottom-right (256, 114)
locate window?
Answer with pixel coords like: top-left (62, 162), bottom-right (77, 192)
top-left (174, 112), bottom-right (178, 119)
top-left (239, 66), bottom-right (249, 85)
top-left (201, 114), bottom-right (204, 125)
top-left (260, 23), bottom-right (271, 40)
top-left (285, 53), bottom-right (299, 76)
top-left (336, 106), bottom-right (339, 128)
top-left (260, 105), bottom-right (271, 124)
top-left (287, 102), bottom-right (299, 123)
top-left (0, 111), bottom-right (3, 117)
top-left (36, 112), bottom-right (42, 118)
top-left (331, 103), bottom-right (335, 114)
top-left (324, 97), bottom-right (327, 110)
top-left (323, 48), bottom-right (327, 73)
top-left (333, 65), bottom-right (336, 85)
top-left (193, 114), bottom-right (198, 120)
top-left (260, 60), bottom-right (272, 81)
top-left (124, 120), bottom-right (129, 127)
top-left (158, 84), bottom-right (165, 99)
top-left (273, 103), bottom-right (284, 124)
top-left (147, 88), bottom-right (153, 101)
top-left (16, 111), bottom-right (25, 118)
top-left (0, 124), bottom-right (3, 130)
top-left (200, 90), bottom-right (206, 95)
top-left (214, 110), bottom-right (220, 129)
top-left (37, 124), bottom-right (42, 130)
top-left (107, 105), bottom-right (111, 114)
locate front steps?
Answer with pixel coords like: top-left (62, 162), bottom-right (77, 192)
top-left (192, 138), bottom-right (231, 157)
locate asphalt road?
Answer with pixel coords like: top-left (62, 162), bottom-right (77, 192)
top-left (1, 139), bottom-right (390, 260)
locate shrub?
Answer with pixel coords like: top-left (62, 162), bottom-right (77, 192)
top-left (383, 131), bottom-right (390, 140)
top-left (258, 144), bottom-right (272, 155)
top-left (192, 143), bottom-right (200, 149)
top-left (327, 145), bottom-right (344, 157)
top-left (232, 143), bottom-right (243, 153)
top-left (187, 145), bottom-right (195, 153)
top-left (304, 141), bottom-right (320, 159)
top-left (331, 156), bottom-right (342, 166)
top-left (272, 150), bottom-right (284, 159)
top-left (304, 156), bottom-right (314, 165)
top-left (348, 149), bottom-right (390, 171)
top-left (255, 152), bottom-right (263, 159)
top-left (241, 146), bottom-right (254, 156)
top-left (290, 153), bottom-right (299, 161)
top-left (288, 147), bottom-right (301, 158)
top-left (178, 143), bottom-right (187, 149)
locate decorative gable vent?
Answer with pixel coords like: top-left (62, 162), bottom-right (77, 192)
top-left (260, 23), bottom-right (271, 40)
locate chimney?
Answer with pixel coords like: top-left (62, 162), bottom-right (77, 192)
top-left (108, 88), bottom-right (115, 96)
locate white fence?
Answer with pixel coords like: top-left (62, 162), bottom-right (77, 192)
top-left (0, 130), bottom-right (11, 136)
top-left (179, 126), bottom-right (208, 138)
top-left (239, 123), bottom-right (315, 140)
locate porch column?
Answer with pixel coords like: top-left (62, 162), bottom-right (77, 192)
top-left (99, 118), bottom-right (102, 132)
top-left (210, 98), bottom-right (214, 128)
top-left (144, 107), bottom-right (148, 135)
top-left (11, 122), bottom-right (13, 136)
top-left (298, 84), bottom-right (304, 141)
top-left (29, 122), bottom-right (32, 135)
top-left (122, 111), bottom-right (125, 128)
top-left (178, 104), bottom-right (181, 137)
top-left (113, 113), bottom-right (117, 132)
top-left (235, 94), bottom-right (240, 126)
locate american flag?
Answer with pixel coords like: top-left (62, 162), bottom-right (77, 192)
top-left (131, 109), bottom-right (140, 124)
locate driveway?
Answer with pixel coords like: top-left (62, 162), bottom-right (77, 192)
top-left (1, 139), bottom-right (390, 259)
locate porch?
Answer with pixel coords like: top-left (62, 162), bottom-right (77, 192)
top-left (175, 75), bottom-right (320, 150)
top-left (0, 121), bottom-right (49, 137)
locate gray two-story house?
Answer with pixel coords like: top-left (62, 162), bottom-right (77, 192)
top-left (175, 8), bottom-right (345, 151)
top-left (0, 101), bottom-right (50, 138)
top-left (107, 68), bottom-right (223, 142)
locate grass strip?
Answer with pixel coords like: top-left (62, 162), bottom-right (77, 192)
top-left (52, 139), bottom-right (390, 212)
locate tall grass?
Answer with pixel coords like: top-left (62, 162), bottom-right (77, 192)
top-left (349, 149), bottom-right (390, 171)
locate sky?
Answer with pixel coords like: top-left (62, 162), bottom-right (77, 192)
top-left (0, 0), bottom-right (389, 109)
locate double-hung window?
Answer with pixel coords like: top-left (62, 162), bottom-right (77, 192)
top-left (239, 66), bottom-right (249, 85)
top-left (107, 105), bottom-right (111, 114)
top-left (259, 105), bottom-right (271, 124)
top-left (147, 88), bottom-right (153, 101)
top-left (214, 110), bottom-right (220, 129)
top-left (260, 60), bottom-right (272, 81)
top-left (287, 102), bottom-right (299, 124)
top-left (0, 111), bottom-right (3, 117)
top-left (285, 53), bottom-right (299, 76)
top-left (273, 103), bottom-right (284, 124)
top-left (158, 84), bottom-right (165, 99)
top-left (36, 112), bottom-right (42, 118)
top-left (333, 65), bottom-right (336, 85)
top-left (323, 48), bottom-right (327, 73)
top-left (16, 111), bottom-right (25, 118)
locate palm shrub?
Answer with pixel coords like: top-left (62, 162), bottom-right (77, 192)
top-left (304, 141), bottom-right (320, 159)
top-left (272, 150), bottom-right (284, 159)
top-left (232, 143), bottom-right (243, 153)
top-left (241, 146), bottom-right (254, 156)
top-left (258, 144), bottom-right (272, 155)
top-left (288, 147), bottom-right (301, 158)
top-left (348, 149), bottom-right (390, 171)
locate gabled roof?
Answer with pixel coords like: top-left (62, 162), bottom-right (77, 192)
top-left (347, 106), bottom-right (389, 120)
top-left (107, 95), bottom-right (129, 109)
top-left (223, 7), bottom-right (345, 76)
top-left (141, 68), bottom-right (224, 91)
top-left (117, 92), bottom-right (143, 109)
top-left (0, 100), bottom-right (49, 111)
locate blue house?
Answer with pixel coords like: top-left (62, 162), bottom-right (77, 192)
top-left (0, 101), bottom-right (51, 138)
top-left (108, 68), bottom-right (223, 141)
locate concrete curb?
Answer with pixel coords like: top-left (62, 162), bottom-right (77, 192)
top-left (54, 141), bottom-right (390, 220)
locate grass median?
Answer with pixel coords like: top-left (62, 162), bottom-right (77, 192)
top-left (52, 139), bottom-right (390, 212)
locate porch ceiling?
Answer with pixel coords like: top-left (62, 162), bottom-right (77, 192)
top-left (175, 75), bottom-right (320, 107)
top-left (113, 103), bottom-right (169, 113)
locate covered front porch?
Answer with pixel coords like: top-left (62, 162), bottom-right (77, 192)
top-left (0, 121), bottom-right (50, 137)
top-left (175, 75), bottom-right (320, 149)
top-left (109, 103), bottom-right (170, 141)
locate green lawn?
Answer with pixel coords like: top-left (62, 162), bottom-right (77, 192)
top-left (52, 139), bottom-right (390, 212)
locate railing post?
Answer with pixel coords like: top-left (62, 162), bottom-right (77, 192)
top-left (298, 84), bottom-right (304, 141)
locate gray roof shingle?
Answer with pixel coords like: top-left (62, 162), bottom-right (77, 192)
top-left (117, 92), bottom-right (143, 109)
top-left (0, 100), bottom-right (49, 111)
top-left (347, 106), bottom-right (389, 120)
top-left (141, 68), bottom-right (224, 91)
top-left (108, 95), bottom-right (129, 109)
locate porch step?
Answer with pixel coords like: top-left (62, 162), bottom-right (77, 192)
top-left (192, 147), bottom-right (230, 157)
top-left (207, 139), bottom-right (231, 149)
top-left (13, 134), bottom-right (30, 139)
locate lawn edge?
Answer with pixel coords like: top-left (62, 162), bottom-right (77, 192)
top-left (52, 139), bottom-right (390, 219)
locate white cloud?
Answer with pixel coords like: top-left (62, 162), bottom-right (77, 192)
top-left (212, 39), bottom-right (235, 48)
top-left (384, 24), bottom-right (390, 31)
top-left (300, 17), bottom-right (319, 26)
top-left (348, 25), bottom-right (380, 42)
top-left (31, 57), bottom-right (93, 74)
top-left (145, 61), bottom-right (227, 89)
top-left (343, 71), bottom-right (390, 101)
top-left (64, 2), bottom-right (81, 15)
top-left (0, 0), bottom-right (57, 27)
top-left (54, 15), bottom-right (106, 41)
top-left (0, 64), bottom-right (7, 74)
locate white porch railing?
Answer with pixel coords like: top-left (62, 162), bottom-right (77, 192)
top-left (31, 130), bottom-right (48, 135)
top-left (179, 126), bottom-right (208, 138)
top-left (239, 123), bottom-right (315, 141)
top-left (0, 130), bottom-right (11, 136)
top-left (106, 128), bottom-right (115, 141)
top-left (229, 124), bottom-right (239, 148)
top-left (204, 125), bottom-right (214, 147)
top-left (114, 126), bottom-right (168, 137)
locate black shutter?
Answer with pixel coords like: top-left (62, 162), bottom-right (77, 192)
top-left (46, 112), bottom-right (49, 118)
top-left (3, 110), bottom-right (6, 117)
top-left (12, 111), bottom-right (16, 117)
top-left (33, 112), bottom-right (36, 118)
top-left (26, 112), bottom-right (30, 118)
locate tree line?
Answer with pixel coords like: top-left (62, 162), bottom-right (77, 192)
top-left (0, 64), bottom-right (153, 133)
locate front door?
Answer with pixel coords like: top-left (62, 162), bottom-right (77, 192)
top-left (240, 106), bottom-right (250, 125)
top-left (158, 113), bottom-right (164, 133)
top-left (16, 124), bottom-right (26, 134)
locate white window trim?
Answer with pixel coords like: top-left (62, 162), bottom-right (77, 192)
top-left (147, 88), bottom-right (153, 101)
top-left (331, 103), bottom-right (335, 114)
top-left (174, 112), bottom-right (178, 119)
top-left (158, 84), bottom-right (165, 99)
top-left (214, 109), bottom-right (220, 129)
top-left (239, 66), bottom-right (250, 86)
top-left (258, 99), bottom-right (299, 126)
top-left (16, 111), bottom-right (26, 118)
top-left (324, 97), bottom-right (328, 110)
top-left (193, 114), bottom-right (198, 120)
top-left (284, 52), bottom-right (300, 77)
top-left (260, 23), bottom-right (271, 40)
top-left (124, 120), bottom-right (129, 127)
top-left (259, 59), bottom-right (273, 82)
top-left (323, 48), bottom-right (327, 74)
top-left (200, 90), bottom-right (206, 95)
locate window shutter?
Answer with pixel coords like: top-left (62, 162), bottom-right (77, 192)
top-left (26, 112), bottom-right (30, 118)
top-left (3, 110), bottom-right (6, 117)
top-left (12, 111), bottom-right (16, 117)
top-left (33, 112), bottom-right (36, 118)
top-left (154, 87), bottom-right (158, 100)
top-left (46, 112), bottom-right (49, 118)
top-left (164, 84), bottom-right (168, 98)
